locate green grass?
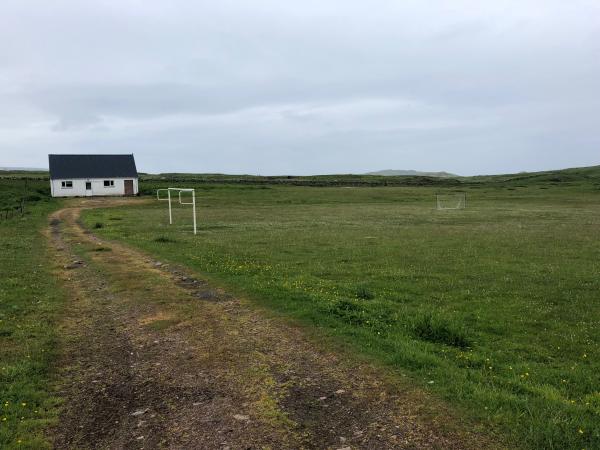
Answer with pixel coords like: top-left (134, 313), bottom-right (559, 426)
top-left (0, 200), bottom-right (63, 449)
top-left (0, 177), bottom-right (51, 219)
top-left (83, 179), bottom-right (600, 449)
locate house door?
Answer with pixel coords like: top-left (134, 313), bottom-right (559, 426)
top-left (124, 179), bottom-right (134, 196)
top-left (85, 181), bottom-right (92, 197)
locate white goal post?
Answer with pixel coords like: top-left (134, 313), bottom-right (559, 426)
top-left (156, 188), bottom-right (197, 234)
top-left (436, 192), bottom-right (467, 210)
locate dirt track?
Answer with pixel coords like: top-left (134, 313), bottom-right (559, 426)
top-left (46, 199), bottom-right (492, 449)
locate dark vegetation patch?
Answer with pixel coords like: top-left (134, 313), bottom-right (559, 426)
top-left (327, 299), bottom-right (368, 326)
top-left (412, 313), bottom-right (471, 348)
top-left (93, 222), bottom-right (104, 229)
top-left (355, 285), bottom-right (375, 300)
top-left (93, 247), bottom-right (112, 252)
top-left (325, 300), bottom-right (397, 334)
top-left (154, 236), bottom-right (177, 243)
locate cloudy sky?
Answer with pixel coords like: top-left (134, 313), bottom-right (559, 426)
top-left (1, 0), bottom-right (599, 175)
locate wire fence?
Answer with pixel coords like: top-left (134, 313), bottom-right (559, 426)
top-left (0, 177), bottom-right (41, 222)
top-left (0, 198), bottom-right (26, 221)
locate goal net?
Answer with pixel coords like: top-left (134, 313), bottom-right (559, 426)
top-left (436, 192), bottom-right (466, 210)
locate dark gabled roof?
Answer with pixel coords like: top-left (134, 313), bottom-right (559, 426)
top-left (48, 154), bottom-right (138, 179)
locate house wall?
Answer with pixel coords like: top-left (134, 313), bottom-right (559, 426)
top-left (50, 178), bottom-right (139, 197)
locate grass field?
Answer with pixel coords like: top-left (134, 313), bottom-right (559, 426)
top-left (83, 180), bottom-right (600, 449)
top-left (0, 197), bottom-right (63, 449)
top-left (0, 177), bottom-right (50, 220)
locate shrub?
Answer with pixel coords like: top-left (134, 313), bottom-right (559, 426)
top-left (93, 222), bottom-right (104, 229)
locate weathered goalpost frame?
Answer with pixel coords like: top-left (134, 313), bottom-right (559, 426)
top-left (435, 191), bottom-right (467, 210)
top-left (156, 187), bottom-right (197, 235)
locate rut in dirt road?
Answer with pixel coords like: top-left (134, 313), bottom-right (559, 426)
top-left (47, 200), bottom-right (493, 449)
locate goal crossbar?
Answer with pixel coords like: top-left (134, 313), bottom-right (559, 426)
top-left (156, 188), bottom-right (197, 234)
top-left (436, 192), bottom-right (467, 210)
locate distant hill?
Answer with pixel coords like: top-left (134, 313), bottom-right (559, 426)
top-left (466, 164), bottom-right (600, 183)
top-left (366, 170), bottom-right (458, 178)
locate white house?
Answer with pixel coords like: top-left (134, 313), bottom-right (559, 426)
top-left (49, 154), bottom-right (139, 197)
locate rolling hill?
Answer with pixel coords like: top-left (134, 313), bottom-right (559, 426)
top-left (365, 169), bottom-right (458, 177)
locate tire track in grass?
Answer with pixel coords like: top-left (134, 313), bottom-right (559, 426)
top-left (47, 199), bottom-right (496, 449)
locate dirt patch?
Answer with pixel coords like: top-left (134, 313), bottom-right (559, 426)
top-left (46, 198), bottom-right (496, 449)
top-left (169, 269), bottom-right (233, 302)
top-left (139, 311), bottom-right (176, 326)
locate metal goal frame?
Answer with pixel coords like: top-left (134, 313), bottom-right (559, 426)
top-left (435, 191), bottom-right (467, 210)
top-left (156, 187), bottom-right (197, 234)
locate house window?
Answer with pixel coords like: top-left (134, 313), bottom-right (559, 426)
top-left (104, 180), bottom-right (115, 187)
top-left (61, 181), bottom-right (73, 188)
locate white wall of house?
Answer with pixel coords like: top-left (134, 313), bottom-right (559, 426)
top-left (50, 178), bottom-right (139, 197)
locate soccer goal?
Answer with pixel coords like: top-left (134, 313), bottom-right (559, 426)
top-left (436, 192), bottom-right (467, 210)
top-left (156, 188), bottom-right (197, 234)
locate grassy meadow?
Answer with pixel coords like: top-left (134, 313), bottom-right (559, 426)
top-left (0, 176), bottom-right (50, 220)
top-left (0, 195), bottom-right (63, 449)
top-left (82, 177), bottom-right (600, 449)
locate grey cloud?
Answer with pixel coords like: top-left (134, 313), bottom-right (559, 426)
top-left (1, 0), bottom-right (599, 174)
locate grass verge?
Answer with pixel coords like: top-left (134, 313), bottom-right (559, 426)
top-left (0, 201), bottom-right (63, 449)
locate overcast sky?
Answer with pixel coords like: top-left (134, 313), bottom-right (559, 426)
top-left (1, 0), bottom-right (599, 175)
